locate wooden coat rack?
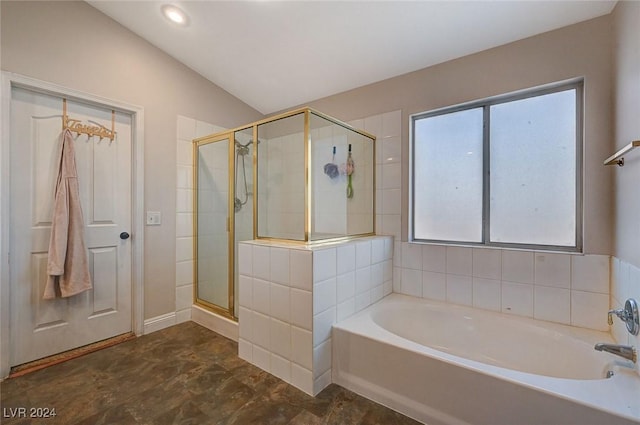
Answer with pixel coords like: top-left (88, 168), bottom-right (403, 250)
top-left (62, 99), bottom-right (116, 141)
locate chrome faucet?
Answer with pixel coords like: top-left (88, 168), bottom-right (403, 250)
top-left (608, 298), bottom-right (639, 336)
top-left (594, 343), bottom-right (637, 363)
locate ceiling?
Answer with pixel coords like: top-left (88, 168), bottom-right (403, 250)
top-left (87, 1), bottom-right (616, 115)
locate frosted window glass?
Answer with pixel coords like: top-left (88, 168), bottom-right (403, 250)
top-left (490, 89), bottom-right (576, 246)
top-left (413, 108), bottom-right (483, 242)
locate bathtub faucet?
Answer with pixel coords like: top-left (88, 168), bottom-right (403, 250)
top-left (607, 299), bottom-right (639, 336)
top-left (594, 343), bottom-right (637, 363)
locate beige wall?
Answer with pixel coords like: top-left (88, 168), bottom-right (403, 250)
top-left (1, 1), bottom-right (263, 319)
top-left (300, 16), bottom-right (613, 256)
top-left (612, 1), bottom-right (640, 268)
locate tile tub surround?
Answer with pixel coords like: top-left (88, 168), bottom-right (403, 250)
top-left (237, 236), bottom-right (393, 396)
top-left (395, 243), bottom-right (612, 332)
top-left (611, 257), bottom-right (640, 374)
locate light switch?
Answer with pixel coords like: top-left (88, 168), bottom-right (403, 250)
top-left (146, 211), bottom-right (161, 226)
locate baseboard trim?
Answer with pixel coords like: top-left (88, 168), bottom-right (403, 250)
top-left (143, 312), bottom-right (176, 334)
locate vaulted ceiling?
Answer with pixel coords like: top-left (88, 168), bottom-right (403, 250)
top-left (88, 1), bottom-right (616, 114)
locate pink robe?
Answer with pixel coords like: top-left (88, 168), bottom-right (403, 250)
top-left (44, 129), bottom-right (92, 299)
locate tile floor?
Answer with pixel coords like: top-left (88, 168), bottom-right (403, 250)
top-left (1, 322), bottom-right (420, 424)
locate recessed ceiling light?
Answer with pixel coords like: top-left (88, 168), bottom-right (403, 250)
top-left (161, 4), bottom-right (189, 26)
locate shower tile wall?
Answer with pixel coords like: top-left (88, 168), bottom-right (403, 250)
top-left (611, 257), bottom-right (640, 374)
top-left (260, 133), bottom-right (305, 240)
top-left (348, 111), bottom-right (402, 240)
top-left (176, 115), bottom-right (225, 323)
top-left (311, 127), bottom-right (348, 235)
top-left (311, 125), bottom-right (374, 236)
top-left (237, 236), bottom-right (393, 396)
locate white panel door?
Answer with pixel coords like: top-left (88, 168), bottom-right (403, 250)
top-left (9, 87), bottom-right (132, 366)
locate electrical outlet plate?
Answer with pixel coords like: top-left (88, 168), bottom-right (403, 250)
top-left (146, 211), bottom-right (161, 226)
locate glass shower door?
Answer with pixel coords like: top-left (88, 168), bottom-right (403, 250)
top-left (195, 135), bottom-right (233, 317)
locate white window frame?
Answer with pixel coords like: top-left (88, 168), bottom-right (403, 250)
top-left (409, 79), bottom-right (583, 252)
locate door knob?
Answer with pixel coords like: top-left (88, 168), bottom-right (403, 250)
top-left (120, 232), bottom-right (130, 240)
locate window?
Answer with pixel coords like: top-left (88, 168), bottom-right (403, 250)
top-left (410, 81), bottom-right (582, 251)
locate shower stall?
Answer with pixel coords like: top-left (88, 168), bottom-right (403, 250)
top-left (193, 108), bottom-right (375, 319)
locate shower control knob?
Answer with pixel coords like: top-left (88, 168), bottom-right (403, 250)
top-left (120, 232), bottom-right (130, 240)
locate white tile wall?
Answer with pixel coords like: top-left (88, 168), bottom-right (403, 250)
top-left (502, 281), bottom-right (534, 317)
top-left (534, 285), bottom-right (570, 324)
top-left (313, 306), bottom-right (335, 347)
top-left (291, 326), bottom-right (312, 369)
top-left (472, 248), bottom-right (502, 280)
top-left (446, 274), bottom-right (472, 306)
top-left (534, 253), bottom-right (571, 288)
top-left (252, 279), bottom-right (270, 315)
top-left (401, 268), bottom-right (422, 297)
top-left (290, 249), bottom-right (313, 291)
top-left (238, 236), bottom-right (393, 396)
top-left (446, 247), bottom-right (473, 276)
top-left (472, 278), bottom-right (501, 312)
top-left (572, 255), bottom-right (609, 293)
top-left (502, 250), bottom-right (534, 284)
top-left (355, 267), bottom-right (371, 295)
top-left (350, 110), bottom-right (401, 246)
top-left (397, 242), bottom-right (611, 331)
top-left (175, 116), bottom-right (225, 323)
top-left (422, 271), bottom-right (446, 301)
top-left (314, 277), bottom-right (337, 314)
top-left (263, 132), bottom-right (306, 239)
top-left (270, 282), bottom-right (290, 322)
top-left (270, 247), bottom-right (290, 285)
top-left (422, 245), bottom-right (446, 273)
top-left (401, 243), bottom-right (422, 270)
top-left (610, 257), bottom-right (640, 374)
top-left (571, 291), bottom-right (609, 330)
top-left (253, 245), bottom-right (271, 281)
top-left (290, 288), bottom-right (312, 330)
top-left (355, 241), bottom-right (372, 269)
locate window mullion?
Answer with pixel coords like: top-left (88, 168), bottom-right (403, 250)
top-left (482, 105), bottom-right (491, 245)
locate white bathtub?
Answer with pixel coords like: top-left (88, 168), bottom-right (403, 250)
top-left (332, 294), bottom-right (640, 425)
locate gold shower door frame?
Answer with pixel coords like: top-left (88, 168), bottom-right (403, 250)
top-left (192, 107), bottom-right (376, 320)
top-left (249, 108), bottom-right (376, 243)
top-left (193, 132), bottom-right (236, 319)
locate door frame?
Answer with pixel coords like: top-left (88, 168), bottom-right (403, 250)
top-left (0, 72), bottom-right (145, 379)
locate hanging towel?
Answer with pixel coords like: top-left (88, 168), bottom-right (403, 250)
top-left (44, 129), bottom-right (92, 299)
